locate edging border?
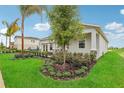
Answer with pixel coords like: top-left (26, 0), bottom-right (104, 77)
top-left (0, 71), bottom-right (5, 88)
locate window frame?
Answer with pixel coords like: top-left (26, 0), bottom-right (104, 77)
top-left (31, 39), bottom-right (35, 43)
top-left (79, 40), bottom-right (85, 48)
top-left (50, 43), bottom-right (53, 50)
top-left (43, 44), bottom-right (46, 51)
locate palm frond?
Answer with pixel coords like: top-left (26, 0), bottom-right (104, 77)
top-left (2, 20), bottom-right (9, 28)
top-left (19, 5), bottom-right (42, 18)
top-left (6, 18), bottom-right (20, 36)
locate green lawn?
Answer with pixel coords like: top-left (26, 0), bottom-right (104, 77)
top-left (0, 49), bottom-right (124, 88)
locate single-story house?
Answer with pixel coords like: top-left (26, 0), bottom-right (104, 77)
top-left (14, 23), bottom-right (108, 58)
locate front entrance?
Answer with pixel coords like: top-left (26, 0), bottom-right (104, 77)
top-left (43, 44), bottom-right (48, 51)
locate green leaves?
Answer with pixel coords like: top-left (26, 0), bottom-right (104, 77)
top-left (48, 6), bottom-right (83, 47)
top-left (2, 18), bottom-right (20, 36)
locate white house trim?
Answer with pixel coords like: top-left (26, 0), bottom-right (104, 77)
top-left (91, 30), bottom-right (97, 51)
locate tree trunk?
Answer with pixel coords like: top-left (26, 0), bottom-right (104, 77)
top-left (21, 15), bottom-right (24, 54)
top-left (63, 44), bottom-right (66, 68)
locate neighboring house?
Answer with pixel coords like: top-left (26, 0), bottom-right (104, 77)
top-left (14, 36), bottom-right (40, 50)
top-left (9, 42), bottom-right (15, 49)
top-left (14, 23), bottom-right (108, 58)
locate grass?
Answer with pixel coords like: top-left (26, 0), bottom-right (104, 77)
top-left (0, 49), bottom-right (124, 88)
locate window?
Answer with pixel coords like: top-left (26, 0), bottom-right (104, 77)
top-left (46, 44), bottom-right (48, 51)
top-left (31, 40), bottom-right (35, 43)
top-left (50, 43), bottom-right (53, 50)
top-left (43, 45), bottom-right (45, 51)
top-left (79, 40), bottom-right (85, 48)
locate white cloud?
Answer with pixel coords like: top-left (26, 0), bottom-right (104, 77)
top-left (105, 22), bottom-right (124, 33)
top-left (33, 22), bottom-right (50, 31)
top-left (120, 9), bottom-right (124, 15)
top-left (115, 33), bottom-right (124, 40)
top-left (104, 31), bottom-right (124, 40)
top-left (105, 21), bottom-right (124, 42)
top-left (0, 28), bottom-right (7, 34)
top-left (0, 28), bottom-right (14, 47)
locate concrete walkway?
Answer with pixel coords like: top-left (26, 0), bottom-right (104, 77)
top-left (0, 71), bottom-right (5, 88)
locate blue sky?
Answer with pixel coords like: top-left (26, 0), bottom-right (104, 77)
top-left (0, 5), bottom-right (124, 47)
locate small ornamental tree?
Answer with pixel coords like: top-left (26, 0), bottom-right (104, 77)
top-left (49, 6), bottom-right (84, 67)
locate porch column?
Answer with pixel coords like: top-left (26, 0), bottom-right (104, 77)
top-left (91, 31), bottom-right (97, 51)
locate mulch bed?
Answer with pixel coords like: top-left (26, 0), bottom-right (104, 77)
top-left (41, 61), bottom-right (96, 80)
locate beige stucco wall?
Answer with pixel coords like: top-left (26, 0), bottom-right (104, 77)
top-left (68, 33), bottom-right (91, 54)
top-left (98, 34), bottom-right (108, 57)
top-left (14, 37), bottom-right (40, 50)
top-left (68, 28), bottom-right (108, 58)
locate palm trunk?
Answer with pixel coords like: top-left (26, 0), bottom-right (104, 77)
top-left (6, 36), bottom-right (7, 49)
top-left (9, 36), bottom-right (11, 49)
top-left (21, 15), bottom-right (24, 54)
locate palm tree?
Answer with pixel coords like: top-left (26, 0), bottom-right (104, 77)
top-left (19, 5), bottom-right (42, 53)
top-left (8, 18), bottom-right (20, 48)
top-left (2, 20), bottom-right (10, 48)
top-left (2, 18), bottom-right (20, 48)
top-left (0, 32), bottom-right (7, 49)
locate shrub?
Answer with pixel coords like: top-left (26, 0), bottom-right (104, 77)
top-left (82, 53), bottom-right (91, 66)
top-left (66, 53), bottom-right (73, 63)
top-left (50, 71), bottom-right (56, 76)
top-left (53, 64), bottom-right (65, 72)
top-left (70, 62), bottom-right (82, 68)
top-left (90, 51), bottom-right (96, 62)
top-left (15, 53), bottom-right (34, 59)
top-left (41, 66), bottom-right (46, 71)
top-left (47, 66), bottom-right (55, 72)
top-left (23, 54), bottom-right (29, 58)
top-left (75, 70), bottom-right (82, 75)
top-left (45, 59), bottom-right (55, 66)
top-left (51, 52), bottom-right (96, 68)
top-left (63, 71), bottom-right (71, 77)
top-left (75, 68), bottom-right (85, 75)
top-left (51, 51), bottom-right (63, 65)
top-left (56, 71), bottom-right (62, 77)
top-left (67, 53), bottom-right (86, 67)
top-left (42, 51), bottom-right (48, 58)
top-left (16, 50), bottom-right (21, 53)
top-left (48, 52), bottom-right (53, 56)
top-left (81, 66), bottom-right (88, 71)
top-left (15, 54), bottom-right (24, 58)
top-left (29, 53), bottom-right (34, 57)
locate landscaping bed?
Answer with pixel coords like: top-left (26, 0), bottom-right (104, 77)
top-left (41, 52), bottom-right (96, 80)
top-left (14, 50), bottom-right (52, 59)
